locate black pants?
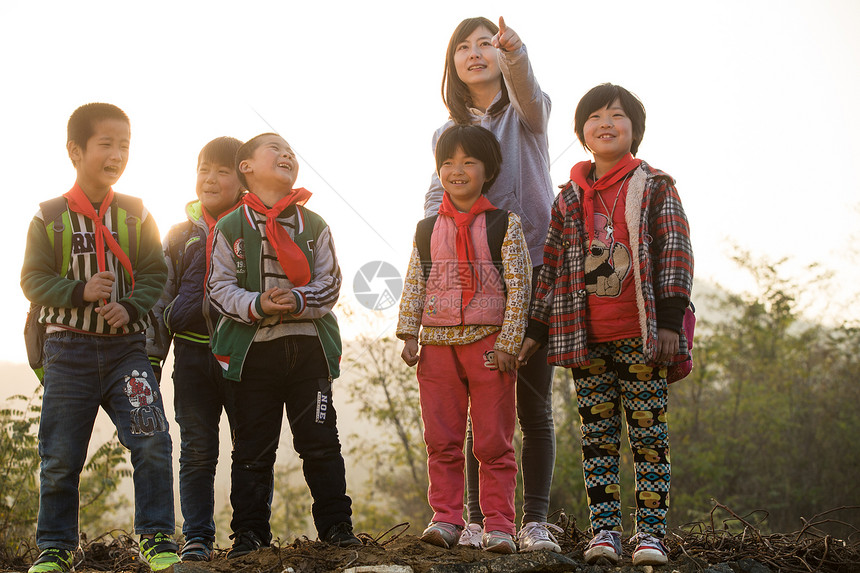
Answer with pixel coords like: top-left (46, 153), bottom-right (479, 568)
top-left (228, 335), bottom-right (351, 540)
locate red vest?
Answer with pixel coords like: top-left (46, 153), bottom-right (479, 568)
top-left (421, 214), bottom-right (506, 327)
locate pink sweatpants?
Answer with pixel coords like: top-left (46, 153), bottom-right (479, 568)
top-left (417, 333), bottom-right (517, 534)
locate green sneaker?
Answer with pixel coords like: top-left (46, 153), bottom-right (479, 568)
top-left (28, 548), bottom-right (75, 573)
top-left (139, 533), bottom-right (180, 571)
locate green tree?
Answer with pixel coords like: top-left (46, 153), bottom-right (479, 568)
top-left (0, 393), bottom-right (40, 558)
top-left (0, 388), bottom-right (134, 559)
top-left (670, 253), bottom-right (860, 534)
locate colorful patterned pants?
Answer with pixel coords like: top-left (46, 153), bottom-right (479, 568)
top-left (571, 337), bottom-right (670, 535)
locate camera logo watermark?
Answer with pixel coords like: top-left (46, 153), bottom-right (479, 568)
top-left (353, 261), bottom-right (403, 311)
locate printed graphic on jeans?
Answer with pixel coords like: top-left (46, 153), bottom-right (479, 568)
top-left (483, 350), bottom-right (498, 370)
top-left (315, 391), bottom-right (328, 424)
top-left (124, 370), bottom-right (168, 435)
top-left (125, 370), bottom-right (155, 407)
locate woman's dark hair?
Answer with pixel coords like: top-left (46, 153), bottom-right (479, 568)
top-left (442, 17), bottom-right (509, 125)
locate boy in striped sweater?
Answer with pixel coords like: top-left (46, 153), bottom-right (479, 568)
top-left (20, 103), bottom-right (177, 573)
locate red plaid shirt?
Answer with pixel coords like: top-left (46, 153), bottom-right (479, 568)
top-left (527, 161), bottom-right (693, 366)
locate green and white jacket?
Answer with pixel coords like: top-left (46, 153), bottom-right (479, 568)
top-left (206, 202), bottom-right (342, 382)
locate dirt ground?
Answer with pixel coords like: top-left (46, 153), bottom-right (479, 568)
top-left (0, 532), bottom-right (721, 573)
top-left (4, 520), bottom-right (858, 573)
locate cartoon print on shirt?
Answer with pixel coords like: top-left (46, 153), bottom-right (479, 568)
top-left (585, 213), bottom-right (631, 297)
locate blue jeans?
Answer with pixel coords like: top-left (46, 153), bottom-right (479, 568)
top-left (37, 331), bottom-right (175, 550)
top-left (227, 335), bottom-right (352, 541)
top-left (172, 340), bottom-right (235, 542)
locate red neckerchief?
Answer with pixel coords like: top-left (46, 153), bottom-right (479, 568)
top-left (570, 153), bottom-right (641, 241)
top-left (63, 183), bottom-right (135, 294)
top-left (437, 192), bottom-right (497, 309)
top-left (242, 188), bottom-right (313, 287)
top-left (201, 208), bottom-right (219, 233)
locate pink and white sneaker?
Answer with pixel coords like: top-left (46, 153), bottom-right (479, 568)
top-left (457, 523), bottom-right (483, 548)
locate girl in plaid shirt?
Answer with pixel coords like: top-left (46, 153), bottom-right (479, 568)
top-left (520, 84), bottom-right (693, 567)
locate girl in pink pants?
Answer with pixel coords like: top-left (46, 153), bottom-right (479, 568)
top-left (397, 124), bottom-right (531, 554)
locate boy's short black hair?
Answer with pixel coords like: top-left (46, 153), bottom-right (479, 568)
top-left (198, 136), bottom-right (243, 170)
top-left (235, 132), bottom-right (280, 189)
top-left (435, 124), bottom-right (503, 194)
top-left (67, 103), bottom-right (130, 149)
top-left (575, 83), bottom-right (646, 156)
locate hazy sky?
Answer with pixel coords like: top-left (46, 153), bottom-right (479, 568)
top-left (2, 0), bottom-right (858, 363)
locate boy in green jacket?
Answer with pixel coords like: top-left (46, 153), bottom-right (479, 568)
top-left (206, 132), bottom-right (360, 557)
top-left (20, 103), bottom-right (177, 573)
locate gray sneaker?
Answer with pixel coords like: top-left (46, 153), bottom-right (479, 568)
top-left (517, 521), bottom-right (562, 552)
top-left (482, 530), bottom-right (516, 554)
top-left (631, 532), bottom-right (668, 565)
top-left (420, 522), bottom-right (463, 549)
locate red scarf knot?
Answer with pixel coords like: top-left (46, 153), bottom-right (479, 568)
top-left (63, 183), bottom-right (135, 295)
top-left (437, 192), bottom-right (497, 309)
top-left (242, 188), bottom-right (313, 287)
top-left (570, 153), bottom-right (641, 242)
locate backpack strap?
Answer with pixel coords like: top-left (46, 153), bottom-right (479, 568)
top-left (114, 193), bottom-right (144, 267)
top-left (485, 208), bottom-right (509, 275)
top-left (39, 197), bottom-right (70, 274)
top-left (415, 215), bottom-right (437, 281)
top-left (166, 220), bottom-right (196, 273)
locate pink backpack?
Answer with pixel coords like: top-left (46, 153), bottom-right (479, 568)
top-left (667, 302), bottom-right (696, 384)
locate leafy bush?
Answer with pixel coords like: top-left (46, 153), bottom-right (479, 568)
top-left (0, 388), bottom-right (132, 561)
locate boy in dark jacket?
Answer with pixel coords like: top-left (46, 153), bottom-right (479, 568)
top-left (147, 136), bottom-right (244, 561)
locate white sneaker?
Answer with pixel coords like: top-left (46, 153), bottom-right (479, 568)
top-left (457, 523), bottom-right (483, 547)
top-left (517, 521), bottom-right (562, 552)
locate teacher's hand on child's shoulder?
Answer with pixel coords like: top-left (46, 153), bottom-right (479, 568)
top-left (492, 16), bottom-right (522, 52)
